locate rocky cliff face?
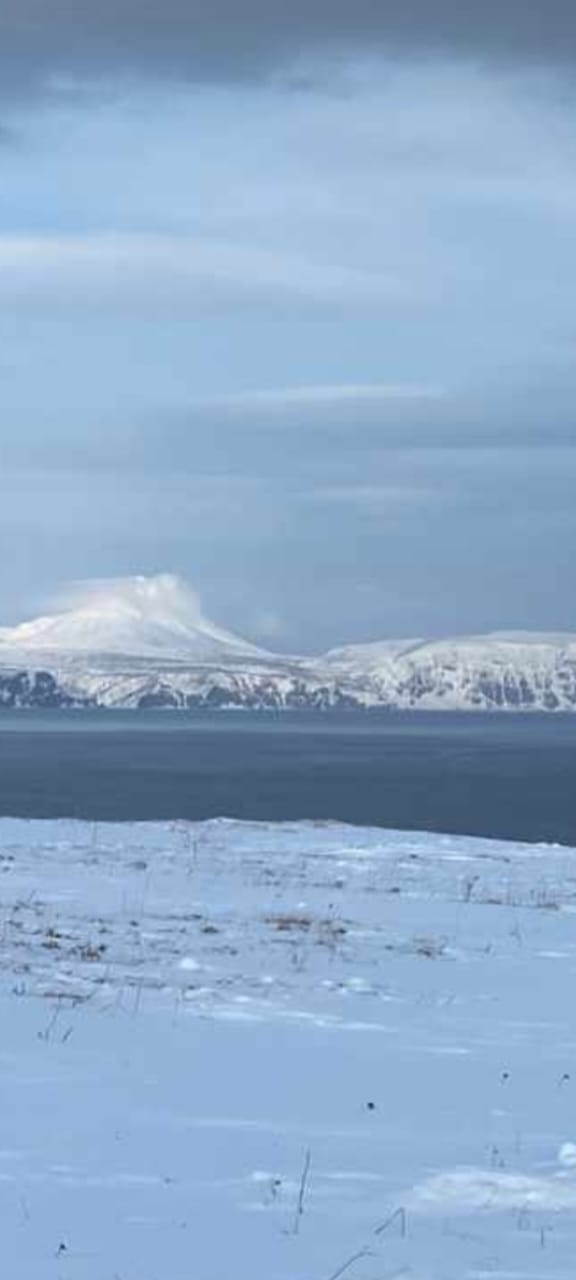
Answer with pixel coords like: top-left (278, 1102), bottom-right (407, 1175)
top-left (0, 670), bottom-right (81, 708)
top-left (2, 639), bottom-right (576, 711)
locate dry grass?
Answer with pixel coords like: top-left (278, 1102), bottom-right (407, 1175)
top-left (264, 913), bottom-right (348, 944)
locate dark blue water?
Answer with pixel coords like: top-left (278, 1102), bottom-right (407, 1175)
top-left (0, 709), bottom-right (575, 844)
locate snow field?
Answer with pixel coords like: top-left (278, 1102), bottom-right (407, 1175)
top-left (0, 817), bottom-right (574, 1277)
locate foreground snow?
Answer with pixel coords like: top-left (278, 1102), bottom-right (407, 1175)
top-left (0, 817), bottom-right (576, 1277)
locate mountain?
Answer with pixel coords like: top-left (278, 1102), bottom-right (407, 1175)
top-left (323, 632), bottom-right (576, 711)
top-left (0, 577), bottom-right (575, 711)
top-left (0, 576), bottom-right (355, 711)
top-left (0, 574), bottom-right (267, 665)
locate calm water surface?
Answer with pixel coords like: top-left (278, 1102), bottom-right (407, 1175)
top-left (0, 709), bottom-right (574, 844)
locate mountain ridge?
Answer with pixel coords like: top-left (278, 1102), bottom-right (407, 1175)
top-left (0, 575), bottom-right (575, 711)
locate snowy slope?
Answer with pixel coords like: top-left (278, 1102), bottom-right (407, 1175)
top-left (0, 574), bottom-right (268, 664)
top-left (1, 816), bottom-right (576, 1279)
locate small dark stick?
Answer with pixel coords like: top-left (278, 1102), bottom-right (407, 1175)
top-left (292, 1147), bottom-right (312, 1235)
top-left (374, 1205), bottom-right (407, 1239)
top-left (326, 1247), bottom-right (372, 1280)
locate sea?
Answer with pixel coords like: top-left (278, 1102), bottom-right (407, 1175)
top-left (0, 708), bottom-right (574, 844)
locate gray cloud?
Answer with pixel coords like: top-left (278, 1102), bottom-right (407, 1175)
top-left (1, 0), bottom-right (576, 100)
top-left (2, 441), bottom-right (575, 650)
top-left (3, 384), bottom-right (574, 482)
top-left (1, 39), bottom-right (576, 646)
top-left (2, 389), bottom-right (576, 648)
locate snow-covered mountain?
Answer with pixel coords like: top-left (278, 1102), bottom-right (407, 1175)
top-left (0, 577), bottom-right (575, 711)
top-left (0, 576), bottom-right (354, 711)
top-left (323, 632), bottom-right (576, 711)
top-left (0, 575), bottom-right (267, 665)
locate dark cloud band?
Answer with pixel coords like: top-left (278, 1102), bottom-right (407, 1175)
top-left (0, 0), bottom-right (575, 97)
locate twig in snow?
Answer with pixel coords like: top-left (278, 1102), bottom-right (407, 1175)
top-left (37, 1000), bottom-right (63, 1042)
top-left (132, 975), bottom-right (144, 1017)
top-left (375, 1206), bottom-right (407, 1239)
top-left (323, 1206), bottom-right (406, 1280)
top-left (325, 1247), bottom-right (372, 1280)
top-left (292, 1147), bottom-right (312, 1235)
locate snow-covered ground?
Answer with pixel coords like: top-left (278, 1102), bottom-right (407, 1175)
top-left (0, 817), bottom-right (575, 1278)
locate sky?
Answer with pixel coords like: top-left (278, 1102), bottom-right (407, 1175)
top-left (1, 1), bottom-right (576, 651)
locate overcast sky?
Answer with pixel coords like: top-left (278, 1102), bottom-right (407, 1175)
top-left (1, 0), bottom-right (576, 650)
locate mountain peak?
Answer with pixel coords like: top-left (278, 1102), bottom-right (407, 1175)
top-left (0, 574), bottom-right (268, 664)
